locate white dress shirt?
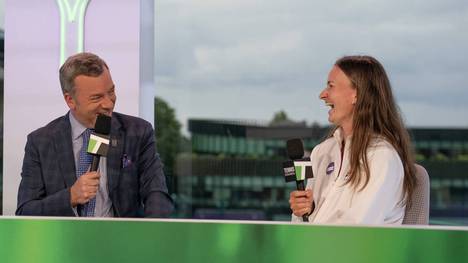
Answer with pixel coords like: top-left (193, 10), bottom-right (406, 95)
top-left (69, 113), bottom-right (114, 217)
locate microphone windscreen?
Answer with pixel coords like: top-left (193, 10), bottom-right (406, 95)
top-left (286, 138), bottom-right (304, 160)
top-left (95, 114), bottom-right (111, 135)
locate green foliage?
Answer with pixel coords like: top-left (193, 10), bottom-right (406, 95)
top-left (432, 152), bottom-right (449, 161)
top-left (154, 97), bottom-right (182, 175)
top-left (269, 110), bottom-right (290, 125)
top-left (414, 153), bottom-right (426, 161)
top-left (456, 154), bottom-right (468, 161)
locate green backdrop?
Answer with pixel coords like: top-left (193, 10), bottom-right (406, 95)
top-left (1, 218), bottom-right (467, 263)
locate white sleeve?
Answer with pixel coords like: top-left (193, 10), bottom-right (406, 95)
top-left (291, 214), bottom-right (303, 222)
top-left (345, 146), bottom-right (405, 224)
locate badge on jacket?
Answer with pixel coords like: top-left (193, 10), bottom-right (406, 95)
top-left (326, 162), bottom-right (334, 175)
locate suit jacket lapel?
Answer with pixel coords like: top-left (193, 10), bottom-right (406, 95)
top-left (107, 116), bottom-right (124, 193)
top-left (55, 114), bottom-right (77, 188)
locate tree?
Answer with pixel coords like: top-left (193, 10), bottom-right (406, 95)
top-left (154, 97), bottom-right (182, 181)
top-left (269, 110), bottom-right (290, 125)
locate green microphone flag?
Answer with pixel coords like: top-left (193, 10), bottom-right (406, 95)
top-left (283, 158), bottom-right (313, 182)
top-left (87, 133), bottom-right (110, 156)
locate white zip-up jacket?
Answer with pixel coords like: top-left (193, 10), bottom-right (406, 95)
top-left (292, 128), bottom-right (405, 225)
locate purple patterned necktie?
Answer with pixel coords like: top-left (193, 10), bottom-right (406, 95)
top-left (77, 128), bottom-right (96, 216)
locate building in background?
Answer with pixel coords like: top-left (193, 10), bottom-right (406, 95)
top-left (172, 118), bottom-right (468, 224)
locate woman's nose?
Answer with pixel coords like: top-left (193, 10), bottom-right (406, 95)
top-left (319, 88), bottom-right (327, 100)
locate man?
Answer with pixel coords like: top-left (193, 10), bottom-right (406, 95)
top-left (16, 52), bottom-right (174, 217)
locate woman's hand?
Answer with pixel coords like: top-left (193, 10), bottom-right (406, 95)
top-left (289, 190), bottom-right (313, 217)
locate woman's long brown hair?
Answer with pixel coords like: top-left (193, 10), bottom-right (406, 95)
top-left (335, 55), bottom-right (416, 206)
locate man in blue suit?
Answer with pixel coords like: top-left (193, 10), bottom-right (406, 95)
top-left (16, 52), bottom-right (174, 217)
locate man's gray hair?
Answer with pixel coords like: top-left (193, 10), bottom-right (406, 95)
top-left (59, 52), bottom-right (109, 95)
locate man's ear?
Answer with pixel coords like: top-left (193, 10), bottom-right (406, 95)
top-left (64, 93), bottom-right (76, 110)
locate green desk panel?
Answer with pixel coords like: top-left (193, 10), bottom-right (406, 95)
top-left (1, 218), bottom-right (467, 263)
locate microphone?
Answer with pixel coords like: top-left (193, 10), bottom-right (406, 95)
top-left (87, 114), bottom-right (111, 171)
top-left (283, 138), bottom-right (313, 222)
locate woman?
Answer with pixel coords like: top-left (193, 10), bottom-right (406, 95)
top-left (290, 55), bottom-right (416, 224)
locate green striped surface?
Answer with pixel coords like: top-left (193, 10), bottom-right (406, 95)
top-left (1, 218), bottom-right (467, 263)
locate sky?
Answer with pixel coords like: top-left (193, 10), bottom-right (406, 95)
top-left (1, 1), bottom-right (467, 130)
top-left (155, 0), bottom-right (468, 132)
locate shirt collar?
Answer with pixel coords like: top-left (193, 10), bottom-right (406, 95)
top-left (333, 127), bottom-right (352, 145)
top-left (69, 111), bottom-right (88, 140)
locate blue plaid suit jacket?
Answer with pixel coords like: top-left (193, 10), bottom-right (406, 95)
top-left (16, 112), bottom-right (173, 217)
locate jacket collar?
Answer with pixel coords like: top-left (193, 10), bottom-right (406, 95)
top-left (333, 127), bottom-right (352, 153)
top-left (106, 113), bottom-right (124, 194)
top-left (54, 113), bottom-right (77, 188)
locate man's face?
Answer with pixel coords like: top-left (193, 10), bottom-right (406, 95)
top-left (64, 68), bottom-right (116, 128)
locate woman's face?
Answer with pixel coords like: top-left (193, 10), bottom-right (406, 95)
top-left (319, 65), bottom-right (357, 135)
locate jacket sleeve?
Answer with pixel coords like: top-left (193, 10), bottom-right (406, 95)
top-left (344, 146), bottom-right (405, 224)
top-left (138, 123), bottom-right (174, 217)
top-left (16, 134), bottom-right (75, 216)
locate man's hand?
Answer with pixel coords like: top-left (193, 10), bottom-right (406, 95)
top-left (289, 190), bottom-right (313, 217)
top-left (70, 171), bottom-right (100, 207)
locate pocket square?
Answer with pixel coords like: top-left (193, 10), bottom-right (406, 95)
top-left (122, 154), bottom-right (132, 168)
